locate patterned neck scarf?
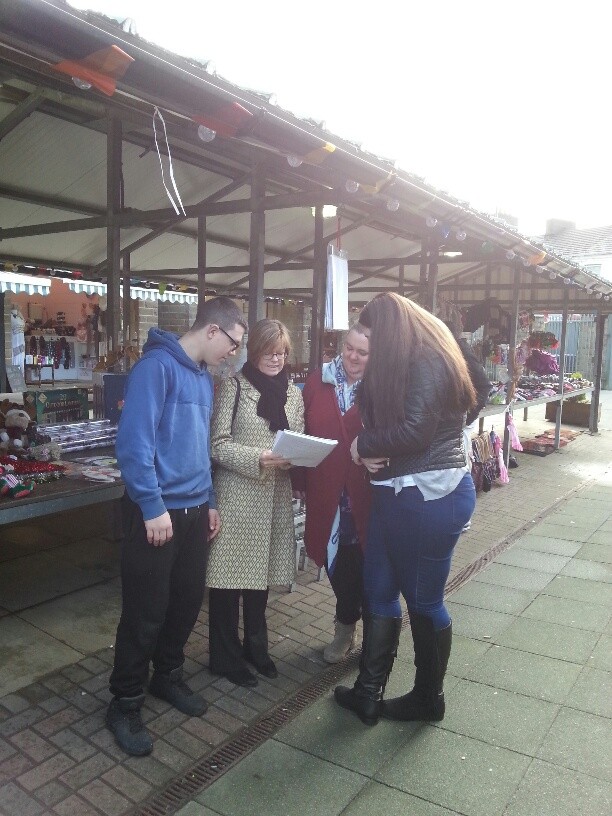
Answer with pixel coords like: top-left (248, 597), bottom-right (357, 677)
top-left (322, 355), bottom-right (360, 416)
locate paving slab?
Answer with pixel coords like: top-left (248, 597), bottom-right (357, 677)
top-left (448, 580), bottom-right (539, 615)
top-left (340, 780), bottom-right (460, 816)
top-left (575, 541), bottom-right (612, 564)
top-left (466, 645), bottom-right (582, 703)
top-left (512, 535), bottom-right (583, 557)
top-left (493, 548), bottom-right (572, 573)
top-left (560, 558), bottom-right (612, 583)
top-left (374, 726), bottom-right (531, 816)
top-left (439, 679), bottom-right (559, 754)
top-left (541, 574), bottom-right (611, 606)
top-left (520, 593), bottom-right (611, 632)
top-left (496, 617), bottom-right (600, 663)
top-left (472, 563), bottom-right (555, 592)
top-left (504, 758), bottom-right (612, 816)
top-left (196, 740), bottom-right (367, 816)
top-left (536, 707), bottom-right (612, 781)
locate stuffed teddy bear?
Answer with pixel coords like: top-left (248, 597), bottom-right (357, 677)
top-left (0, 408), bottom-right (32, 451)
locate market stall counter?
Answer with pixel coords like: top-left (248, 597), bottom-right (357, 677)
top-left (0, 417), bottom-right (122, 529)
top-left (0, 448), bottom-right (124, 527)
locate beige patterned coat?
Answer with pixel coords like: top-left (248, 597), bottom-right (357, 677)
top-left (206, 373), bottom-right (305, 590)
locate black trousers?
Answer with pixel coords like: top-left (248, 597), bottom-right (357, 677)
top-left (109, 495), bottom-right (209, 699)
top-left (325, 544), bottom-right (364, 626)
top-left (208, 587), bottom-right (270, 673)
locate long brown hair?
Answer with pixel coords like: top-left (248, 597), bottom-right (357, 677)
top-left (358, 293), bottom-right (476, 427)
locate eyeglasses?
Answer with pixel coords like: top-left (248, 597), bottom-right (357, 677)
top-left (262, 351), bottom-right (288, 361)
top-left (217, 325), bottom-right (241, 352)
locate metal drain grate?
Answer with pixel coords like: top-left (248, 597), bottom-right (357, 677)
top-left (136, 477), bottom-right (594, 815)
top-left (135, 654), bottom-right (363, 816)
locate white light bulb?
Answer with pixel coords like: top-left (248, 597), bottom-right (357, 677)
top-left (564, 276), bottom-right (572, 285)
top-left (197, 125), bottom-right (217, 143)
top-left (548, 271), bottom-right (557, 279)
top-left (604, 295), bottom-right (611, 301)
top-left (595, 292), bottom-right (603, 299)
top-left (386, 198), bottom-right (400, 212)
top-left (455, 229), bottom-right (467, 241)
top-left (505, 249), bottom-right (516, 260)
top-left (535, 265), bottom-right (543, 273)
top-left (72, 76), bottom-right (92, 90)
top-left (287, 155), bottom-right (303, 168)
top-left (345, 179), bottom-right (359, 193)
top-left (425, 216), bottom-right (437, 228)
top-left (523, 258), bottom-right (531, 267)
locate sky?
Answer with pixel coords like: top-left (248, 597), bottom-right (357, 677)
top-left (67, 0), bottom-right (609, 237)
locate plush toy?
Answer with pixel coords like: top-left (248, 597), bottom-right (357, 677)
top-left (0, 466), bottom-right (34, 499)
top-left (0, 408), bottom-right (32, 450)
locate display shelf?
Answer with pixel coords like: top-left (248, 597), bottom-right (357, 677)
top-left (479, 386), bottom-right (594, 420)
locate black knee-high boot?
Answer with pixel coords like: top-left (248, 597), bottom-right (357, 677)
top-left (334, 613), bottom-right (403, 726)
top-left (381, 612), bottom-right (451, 722)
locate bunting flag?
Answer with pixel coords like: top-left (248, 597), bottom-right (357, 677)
top-left (303, 141), bottom-right (336, 165)
top-left (52, 45), bottom-right (135, 96)
top-left (528, 250), bottom-right (547, 266)
top-left (193, 102), bottom-right (253, 137)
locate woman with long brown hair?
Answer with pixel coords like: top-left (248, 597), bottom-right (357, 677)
top-left (334, 293), bottom-right (476, 726)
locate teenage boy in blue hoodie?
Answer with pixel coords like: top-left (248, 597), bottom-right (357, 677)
top-left (107, 296), bottom-right (247, 757)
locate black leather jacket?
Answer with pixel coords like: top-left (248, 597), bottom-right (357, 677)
top-left (357, 351), bottom-right (467, 481)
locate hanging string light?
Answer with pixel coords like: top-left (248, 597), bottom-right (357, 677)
top-left (197, 125), bottom-right (217, 143)
top-left (286, 155), bottom-right (303, 167)
top-left (345, 180), bottom-right (359, 193)
top-left (425, 216), bottom-right (438, 228)
top-left (455, 229), bottom-right (467, 241)
top-left (505, 249), bottom-right (516, 260)
top-left (386, 198), bottom-right (400, 212)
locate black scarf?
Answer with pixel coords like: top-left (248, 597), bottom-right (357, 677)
top-left (241, 360), bottom-right (290, 432)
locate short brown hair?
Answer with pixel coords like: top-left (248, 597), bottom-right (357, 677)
top-left (192, 296), bottom-right (247, 333)
top-left (247, 319), bottom-right (292, 364)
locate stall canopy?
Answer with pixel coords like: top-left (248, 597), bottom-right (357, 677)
top-left (0, 270), bottom-right (51, 296)
top-left (1, 0), bottom-right (611, 340)
top-left (66, 279), bottom-right (198, 304)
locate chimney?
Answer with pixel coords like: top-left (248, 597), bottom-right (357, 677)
top-left (546, 218), bottom-right (576, 236)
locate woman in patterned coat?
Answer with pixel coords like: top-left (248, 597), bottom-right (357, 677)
top-left (207, 319), bottom-right (304, 687)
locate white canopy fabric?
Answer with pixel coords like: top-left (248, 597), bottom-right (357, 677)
top-left (66, 279), bottom-right (198, 304)
top-left (0, 271), bottom-right (51, 296)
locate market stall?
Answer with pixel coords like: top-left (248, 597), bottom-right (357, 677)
top-left (1, 0), bottom-right (611, 526)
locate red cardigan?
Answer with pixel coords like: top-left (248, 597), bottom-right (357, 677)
top-left (293, 370), bottom-right (371, 568)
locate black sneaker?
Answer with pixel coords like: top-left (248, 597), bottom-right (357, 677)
top-left (106, 695), bottom-right (153, 756)
top-left (149, 667), bottom-right (208, 717)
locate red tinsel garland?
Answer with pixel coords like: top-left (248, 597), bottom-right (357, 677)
top-left (0, 456), bottom-right (65, 475)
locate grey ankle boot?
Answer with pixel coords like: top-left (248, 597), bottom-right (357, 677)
top-left (323, 619), bottom-right (357, 663)
top-left (106, 694), bottom-right (153, 756)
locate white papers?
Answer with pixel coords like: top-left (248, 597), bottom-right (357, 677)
top-left (325, 246), bottom-right (349, 330)
top-left (272, 430), bottom-right (338, 467)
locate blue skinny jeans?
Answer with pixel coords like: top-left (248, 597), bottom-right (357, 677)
top-left (364, 473), bottom-right (476, 630)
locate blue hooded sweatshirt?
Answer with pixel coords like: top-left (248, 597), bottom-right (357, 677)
top-left (116, 328), bottom-right (216, 520)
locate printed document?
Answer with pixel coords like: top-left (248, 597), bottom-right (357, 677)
top-left (272, 430), bottom-right (338, 467)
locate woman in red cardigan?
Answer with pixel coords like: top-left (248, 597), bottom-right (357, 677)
top-left (293, 325), bottom-right (371, 662)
